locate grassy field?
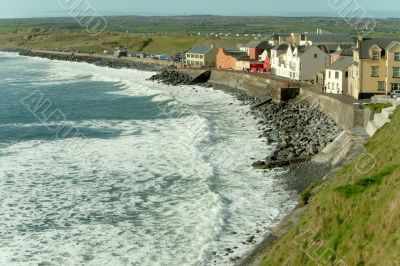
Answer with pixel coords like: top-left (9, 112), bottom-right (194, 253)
top-left (0, 16), bottom-right (399, 54)
top-left (260, 107), bottom-right (400, 266)
top-left (1, 16), bottom-right (399, 36)
top-left (0, 28), bottom-right (251, 54)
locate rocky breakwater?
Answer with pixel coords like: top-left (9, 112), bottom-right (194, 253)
top-left (149, 69), bottom-right (193, 85)
top-left (4, 49), bottom-right (165, 72)
top-left (253, 100), bottom-right (341, 169)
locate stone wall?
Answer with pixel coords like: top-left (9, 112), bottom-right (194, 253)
top-left (179, 68), bottom-right (370, 130)
top-left (180, 69), bottom-right (299, 100)
top-left (298, 89), bottom-right (356, 129)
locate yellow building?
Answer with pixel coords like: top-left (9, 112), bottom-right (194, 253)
top-left (349, 37), bottom-right (400, 99)
top-left (185, 45), bottom-right (217, 68)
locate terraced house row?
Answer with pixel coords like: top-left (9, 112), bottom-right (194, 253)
top-left (184, 29), bottom-right (400, 99)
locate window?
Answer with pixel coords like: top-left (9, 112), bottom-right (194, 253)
top-left (371, 66), bottom-right (379, 77)
top-left (328, 82), bottom-right (331, 89)
top-left (395, 52), bottom-right (400, 61)
top-left (200, 55), bottom-right (204, 59)
top-left (335, 71), bottom-right (340, 79)
top-left (372, 51), bottom-right (379, 60)
top-left (391, 83), bottom-right (400, 91)
top-left (393, 67), bottom-right (400, 78)
top-left (336, 83), bottom-right (339, 90)
top-left (314, 54), bottom-right (318, 58)
top-left (378, 81), bottom-right (385, 91)
top-left (345, 71), bottom-right (349, 78)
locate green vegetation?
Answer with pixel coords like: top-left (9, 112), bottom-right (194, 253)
top-left (300, 180), bottom-right (323, 206)
top-left (363, 103), bottom-right (392, 113)
top-left (0, 28), bottom-right (251, 54)
top-left (261, 107), bottom-right (400, 266)
top-left (1, 16), bottom-right (400, 37)
top-left (1, 16), bottom-right (400, 55)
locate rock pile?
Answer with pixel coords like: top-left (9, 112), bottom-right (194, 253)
top-left (1, 49), bottom-right (165, 72)
top-left (148, 69), bottom-right (192, 85)
top-left (255, 100), bottom-right (341, 165)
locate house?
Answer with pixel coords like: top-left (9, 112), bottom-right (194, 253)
top-left (238, 40), bottom-right (272, 60)
top-left (216, 48), bottom-right (265, 71)
top-left (271, 44), bottom-right (329, 81)
top-left (330, 44), bottom-right (354, 64)
top-left (216, 48), bottom-right (250, 70)
top-left (185, 44), bottom-right (217, 67)
top-left (258, 50), bottom-right (271, 72)
top-left (348, 37), bottom-right (400, 99)
top-left (324, 56), bottom-right (353, 94)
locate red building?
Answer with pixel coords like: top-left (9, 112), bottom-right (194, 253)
top-left (238, 40), bottom-right (273, 60)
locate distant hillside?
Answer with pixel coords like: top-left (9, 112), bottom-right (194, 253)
top-left (260, 108), bottom-right (400, 265)
top-left (0, 28), bottom-right (250, 54)
top-left (1, 16), bottom-right (400, 37)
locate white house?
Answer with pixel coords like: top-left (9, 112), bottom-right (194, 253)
top-left (324, 56), bottom-right (353, 94)
top-left (271, 45), bottom-right (329, 81)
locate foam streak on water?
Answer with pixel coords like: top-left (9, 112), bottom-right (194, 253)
top-left (0, 53), bottom-right (297, 266)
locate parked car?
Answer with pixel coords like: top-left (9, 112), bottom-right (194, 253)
top-left (391, 90), bottom-right (400, 99)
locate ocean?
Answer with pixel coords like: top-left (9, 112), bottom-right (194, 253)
top-left (0, 52), bottom-right (297, 265)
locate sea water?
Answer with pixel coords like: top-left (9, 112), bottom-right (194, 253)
top-left (0, 52), bottom-right (297, 266)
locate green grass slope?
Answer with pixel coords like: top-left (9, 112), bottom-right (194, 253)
top-left (0, 28), bottom-right (250, 54)
top-left (261, 108), bottom-right (400, 266)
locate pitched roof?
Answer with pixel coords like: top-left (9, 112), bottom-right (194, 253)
top-left (332, 44), bottom-right (355, 56)
top-left (327, 56), bottom-right (353, 71)
top-left (358, 38), bottom-right (400, 59)
top-left (187, 46), bottom-right (212, 54)
top-left (303, 33), bottom-right (354, 43)
top-left (244, 40), bottom-right (271, 49)
top-left (272, 43), bottom-right (289, 51)
top-left (222, 48), bottom-right (249, 59)
top-left (297, 45), bottom-right (328, 56)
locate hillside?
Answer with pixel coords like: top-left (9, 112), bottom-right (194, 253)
top-left (0, 28), bottom-right (250, 54)
top-left (260, 108), bottom-right (400, 265)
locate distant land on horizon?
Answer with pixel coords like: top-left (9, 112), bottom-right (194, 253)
top-left (1, 10), bottom-right (400, 19)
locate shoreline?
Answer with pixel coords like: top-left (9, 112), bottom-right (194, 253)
top-left (0, 49), bottom-right (346, 265)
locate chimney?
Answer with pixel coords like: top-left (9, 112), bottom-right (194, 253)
top-left (357, 36), bottom-right (363, 48)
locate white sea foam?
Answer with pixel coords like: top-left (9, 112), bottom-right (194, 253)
top-left (0, 55), bottom-right (298, 265)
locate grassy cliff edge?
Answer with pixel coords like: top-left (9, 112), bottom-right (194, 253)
top-left (260, 108), bottom-right (400, 266)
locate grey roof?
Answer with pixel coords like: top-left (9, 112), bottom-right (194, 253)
top-left (359, 38), bottom-right (400, 59)
top-left (332, 44), bottom-right (355, 56)
top-left (303, 33), bottom-right (354, 43)
top-left (298, 45), bottom-right (328, 55)
top-left (187, 46), bottom-right (212, 54)
top-left (243, 40), bottom-right (272, 49)
top-left (327, 56), bottom-right (354, 71)
top-left (272, 43), bottom-right (289, 51)
top-left (223, 48), bottom-right (249, 59)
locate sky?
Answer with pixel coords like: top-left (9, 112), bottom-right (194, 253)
top-left (0, 0), bottom-right (399, 19)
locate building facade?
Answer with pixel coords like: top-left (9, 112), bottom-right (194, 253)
top-left (348, 38), bottom-right (400, 99)
top-left (185, 45), bottom-right (217, 67)
top-left (238, 40), bottom-right (272, 60)
top-left (324, 56), bottom-right (353, 94)
top-left (271, 45), bottom-right (329, 81)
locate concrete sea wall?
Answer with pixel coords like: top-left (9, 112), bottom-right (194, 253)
top-left (182, 69), bottom-right (369, 130)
